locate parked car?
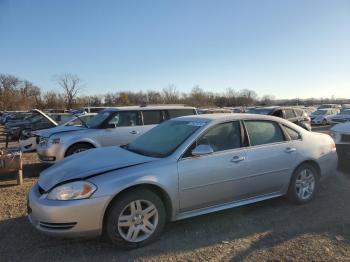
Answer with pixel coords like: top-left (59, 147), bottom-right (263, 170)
top-left (252, 106), bottom-right (311, 131)
top-left (19, 113), bottom-right (97, 152)
top-left (317, 104), bottom-right (342, 110)
top-left (330, 122), bottom-right (350, 163)
top-left (1, 111), bottom-right (30, 125)
top-left (300, 107), bottom-right (317, 116)
top-left (4, 109), bottom-right (57, 139)
top-left (36, 105), bottom-right (197, 163)
top-left (28, 113), bottom-right (337, 248)
top-left (310, 108), bottom-right (339, 125)
top-left (198, 108), bottom-right (232, 114)
top-left (330, 109), bottom-right (350, 125)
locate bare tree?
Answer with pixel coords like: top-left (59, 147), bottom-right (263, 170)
top-left (0, 73), bottom-right (21, 110)
top-left (162, 84), bottom-right (179, 104)
top-left (55, 73), bottom-right (81, 109)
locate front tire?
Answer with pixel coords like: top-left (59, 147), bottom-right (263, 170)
top-left (105, 189), bottom-right (166, 249)
top-left (287, 163), bottom-right (319, 204)
top-left (65, 143), bottom-right (94, 156)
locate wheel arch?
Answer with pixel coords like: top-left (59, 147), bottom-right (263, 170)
top-left (293, 160), bottom-right (321, 179)
top-left (64, 140), bottom-right (98, 156)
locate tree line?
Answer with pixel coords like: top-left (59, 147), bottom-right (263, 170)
top-left (2, 72), bottom-right (346, 111)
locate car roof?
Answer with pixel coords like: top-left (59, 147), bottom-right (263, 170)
top-left (175, 113), bottom-right (293, 124)
top-left (101, 105), bottom-right (196, 112)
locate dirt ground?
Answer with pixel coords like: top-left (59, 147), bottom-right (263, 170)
top-left (1, 125), bottom-right (350, 262)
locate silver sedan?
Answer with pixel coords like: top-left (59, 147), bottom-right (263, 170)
top-left (28, 114), bottom-right (338, 248)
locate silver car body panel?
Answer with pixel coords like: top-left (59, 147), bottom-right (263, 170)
top-left (28, 114), bottom-right (338, 237)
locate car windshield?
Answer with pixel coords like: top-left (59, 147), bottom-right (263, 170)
top-left (124, 119), bottom-right (207, 157)
top-left (86, 112), bottom-right (111, 128)
top-left (252, 108), bottom-right (273, 115)
top-left (313, 110), bottom-right (328, 116)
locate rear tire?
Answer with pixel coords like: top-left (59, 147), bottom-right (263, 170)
top-left (287, 163), bottom-right (319, 204)
top-left (105, 189), bottom-right (166, 249)
top-left (65, 143), bottom-right (94, 156)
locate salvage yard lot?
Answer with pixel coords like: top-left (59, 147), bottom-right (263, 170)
top-left (1, 126), bottom-right (350, 261)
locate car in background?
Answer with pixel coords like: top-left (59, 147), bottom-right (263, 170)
top-left (71, 107), bottom-right (109, 114)
top-left (1, 111), bottom-right (30, 125)
top-left (36, 105), bottom-right (197, 163)
top-left (19, 113), bottom-right (97, 152)
top-left (317, 104), bottom-right (341, 110)
top-left (5, 110), bottom-right (58, 139)
top-left (330, 123), bottom-right (350, 163)
top-left (252, 106), bottom-right (311, 131)
top-left (310, 108), bottom-right (339, 125)
top-left (329, 109), bottom-right (350, 125)
top-left (198, 108), bottom-right (232, 114)
top-left (300, 107), bottom-right (317, 116)
top-left (28, 113), bottom-right (337, 248)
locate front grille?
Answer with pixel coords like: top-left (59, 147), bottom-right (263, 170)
top-left (39, 222), bottom-right (77, 230)
top-left (342, 135), bottom-right (350, 143)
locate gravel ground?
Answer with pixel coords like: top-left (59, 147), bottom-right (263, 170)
top-left (1, 125), bottom-right (350, 261)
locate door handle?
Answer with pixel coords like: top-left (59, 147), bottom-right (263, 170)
top-left (285, 147), bottom-right (296, 153)
top-left (130, 130), bottom-right (139, 135)
top-left (231, 156), bottom-right (245, 163)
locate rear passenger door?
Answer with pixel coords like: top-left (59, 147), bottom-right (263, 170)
top-left (242, 120), bottom-right (297, 197)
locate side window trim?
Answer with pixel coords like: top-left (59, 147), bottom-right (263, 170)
top-left (281, 124), bottom-right (302, 141)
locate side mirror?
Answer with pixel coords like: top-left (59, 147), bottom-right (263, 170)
top-left (191, 144), bottom-right (214, 156)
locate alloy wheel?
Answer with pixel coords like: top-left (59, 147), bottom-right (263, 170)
top-left (117, 200), bottom-right (159, 242)
top-left (295, 169), bottom-right (315, 200)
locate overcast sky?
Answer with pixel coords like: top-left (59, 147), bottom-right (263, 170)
top-left (0, 0), bottom-right (349, 99)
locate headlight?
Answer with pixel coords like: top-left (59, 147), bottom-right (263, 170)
top-left (49, 137), bottom-right (60, 144)
top-left (47, 181), bottom-right (97, 200)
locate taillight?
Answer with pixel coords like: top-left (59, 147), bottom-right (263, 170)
top-left (330, 140), bottom-right (336, 151)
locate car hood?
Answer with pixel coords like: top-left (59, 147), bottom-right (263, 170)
top-left (331, 123), bottom-right (350, 133)
top-left (38, 146), bottom-right (156, 191)
top-left (34, 125), bottom-right (86, 137)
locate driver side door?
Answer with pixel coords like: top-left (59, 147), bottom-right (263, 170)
top-left (178, 121), bottom-right (248, 212)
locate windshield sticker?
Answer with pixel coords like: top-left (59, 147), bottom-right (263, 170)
top-left (187, 121), bottom-right (207, 127)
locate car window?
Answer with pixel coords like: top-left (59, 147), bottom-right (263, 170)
top-left (108, 112), bottom-right (138, 127)
top-left (168, 109), bottom-right (196, 119)
top-left (142, 110), bottom-right (163, 125)
top-left (284, 109), bottom-right (295, 119)
top-left (283, 125), bottom-right (301, 140)
top-left (294, 109), bottom-right (303, 117)
top-left (245, 120), bottom-right (285, 146)
top-left (272, 109), bottom-right (283, 118)
top-left (197, 121), bottom-right (241, 152)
